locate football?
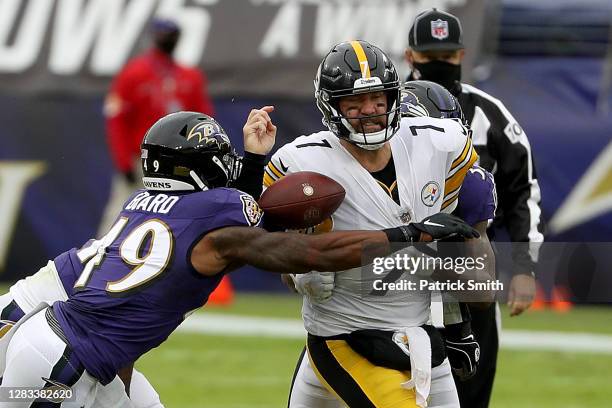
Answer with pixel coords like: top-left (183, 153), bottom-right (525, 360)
top-left (259, 171), bottom-right (345, 229)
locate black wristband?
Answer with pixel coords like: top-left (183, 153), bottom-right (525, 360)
top-left (459, 302), bottom-right (472, 323)
top-left (243, 151), bottom-right (267, 164)
top-left (233, 152), bottom-right (267, 198)
top-left (383, 225), bottom-right (419, 243)
top-left (444, 320), bottom-right (472, 339)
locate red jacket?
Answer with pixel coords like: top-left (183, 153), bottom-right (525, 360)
top-left (104, 49), bottom-right (215, 173)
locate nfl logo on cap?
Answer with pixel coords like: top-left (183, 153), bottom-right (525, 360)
top-left (431, 19), bottom-right (449, 40)
top-left (408, 8), bottom-right (464, 51)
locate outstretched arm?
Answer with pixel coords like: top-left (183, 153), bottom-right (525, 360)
top-left (191, 227), bottom-right (390, 277)
top-left (191, 213), bottom-right (479, 277)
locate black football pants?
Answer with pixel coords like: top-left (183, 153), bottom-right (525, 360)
top-left (453, 303), bottom-right (498, 408)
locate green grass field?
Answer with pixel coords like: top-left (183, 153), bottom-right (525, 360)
top-left (136, 294), bottom-right (612, 407)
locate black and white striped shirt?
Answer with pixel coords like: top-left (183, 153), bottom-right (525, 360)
top-left (459, 83), bottom-right (544, 276)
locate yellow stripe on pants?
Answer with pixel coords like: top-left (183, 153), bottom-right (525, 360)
top-left (324, 339), bottom-right (419, 408)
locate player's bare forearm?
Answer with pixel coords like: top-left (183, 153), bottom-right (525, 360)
top-left (212, 227), bottom-right (390, 274)
top-left (433, 221), bottom-right (495, 307)
top-left (467, 222), bottom-right (495, 279)
top-left (117, 363), bottom-right (134, 395)
top-left (465, 221), bottom-right (496, 307)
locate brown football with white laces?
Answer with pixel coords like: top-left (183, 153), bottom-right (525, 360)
top-left (259, 171), bottom-right (345, 229)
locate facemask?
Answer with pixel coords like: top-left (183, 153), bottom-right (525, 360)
top-left (411, 60), bottom-right (462, 96)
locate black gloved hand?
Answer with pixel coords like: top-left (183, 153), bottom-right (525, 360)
top-left (410, 213), bottom-right (480, 241)
top-left (441, 321), bottom-right (480, 381)
top-left (123, 170), bottom-right (136, 185)
top-left (384, 213), bottom-right (480, 243)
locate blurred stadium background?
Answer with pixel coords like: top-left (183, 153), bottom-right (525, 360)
top-left (1, 0), bottom-right (611, 406)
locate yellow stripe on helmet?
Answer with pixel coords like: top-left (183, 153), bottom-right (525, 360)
top-left (350, 40), bottom-right (371, 79)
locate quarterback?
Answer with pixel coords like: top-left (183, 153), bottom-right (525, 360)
top-left (286, 80), bottom-right (497, 408)
top-left (265, 41), bottom-right (479, 407)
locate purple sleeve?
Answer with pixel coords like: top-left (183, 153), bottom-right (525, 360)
top-left (211, 188), bottom-right (264, 228)
top-left (172, 188), bottom-right (264, 230)
top-left (455, 166), bottom-right (497, 226)
top-left (53, 249), bottom-right (80, 296)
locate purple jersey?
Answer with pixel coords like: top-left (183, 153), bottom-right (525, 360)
top-left (53, 252), bottom-right (81, 297)
top-left (53, 188), bottom-right (262, 384)
top-left (455, 166), bottom-right (497, 226)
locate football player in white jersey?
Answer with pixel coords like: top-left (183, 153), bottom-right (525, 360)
top-left (264, 41), bottom-right (479, 407)
top-left (285, 80), bottom-right (497, 408)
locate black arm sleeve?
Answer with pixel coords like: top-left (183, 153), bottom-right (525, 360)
top-left (232, 152), bottom-right (266, 199)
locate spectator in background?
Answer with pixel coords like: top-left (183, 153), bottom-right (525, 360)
top-left (405, 8), bottom-right (545, 408)
top-left (100, 17), bottom-right (215, 234)
top-left (101, 18), bottom-right (232, 303)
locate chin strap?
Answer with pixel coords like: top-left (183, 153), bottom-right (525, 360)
top-left (189, 171), bottom-right (208, 191)
top-left (354, 141), bottom-right (386, 150)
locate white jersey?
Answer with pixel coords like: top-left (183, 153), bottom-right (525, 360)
top-left (265, 117), bottom-right (477, 336)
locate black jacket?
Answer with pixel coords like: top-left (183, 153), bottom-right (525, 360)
top-left (458, 83), bottom-right (544, 276)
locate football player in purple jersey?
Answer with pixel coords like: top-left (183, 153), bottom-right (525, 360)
top-left (0, 105), bottom-right (279, 408)
top-left (0, 110), bottom-right (477, 407)
top-left (0, 105), bottom-right (278, 329)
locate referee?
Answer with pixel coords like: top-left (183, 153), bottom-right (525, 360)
top-left (405, 8), bottom-right (545, 408)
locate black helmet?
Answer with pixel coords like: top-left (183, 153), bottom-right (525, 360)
top-left (141, 112), bottom-right (240, 191)
top-left (314, 40), bottom-right (401, 150)
top-left (401, 80), bottom-right (466, 125)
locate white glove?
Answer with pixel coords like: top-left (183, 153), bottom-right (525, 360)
top-left (292, 272), bottom-right (335, 303)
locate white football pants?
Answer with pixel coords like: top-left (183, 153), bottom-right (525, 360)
top-left (0, 262), bottom-right (164, 408)
top-left (1, 307), bottom-right (132, 407)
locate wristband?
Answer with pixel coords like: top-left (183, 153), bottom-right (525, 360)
top-left (233, 152), bottom-right (267, 198)
top-left (383, 225), bottom-right (419, 243)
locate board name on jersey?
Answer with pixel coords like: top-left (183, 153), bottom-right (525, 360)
top-left (125, 192), bottom-right (179, 214)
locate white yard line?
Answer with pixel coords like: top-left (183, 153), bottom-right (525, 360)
top-left (179, 314), bottom-right (306, 338)
top-left (177, 313), bottom-right (612, 354)
top-left (499, 330), bottom-right (612, 353)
